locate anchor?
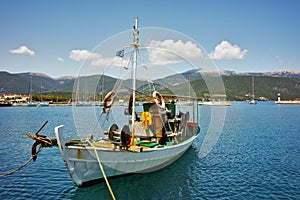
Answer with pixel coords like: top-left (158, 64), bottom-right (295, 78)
top-left (26, 120), bottom-right (57, 161)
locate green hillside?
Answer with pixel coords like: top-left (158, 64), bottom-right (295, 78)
top-left (1, 71), bottom-right (300, 101)
top-left (190, 76), bottom-right (300, 101)
top-left (0, 71), bottom-right (61, 94)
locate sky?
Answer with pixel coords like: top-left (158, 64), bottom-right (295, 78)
top-left (0, 0), bottom-right (299, 78)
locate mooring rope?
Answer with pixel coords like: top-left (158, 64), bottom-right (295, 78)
top-left (94, 110), bottom-right (110, 131)
top-left (88, 141), bottom-right (116, 200)
top-left (0, 146), bottom-right (43, 178)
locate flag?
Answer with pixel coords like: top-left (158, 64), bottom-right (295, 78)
top-left (116, 49), bottom-right (124, 57)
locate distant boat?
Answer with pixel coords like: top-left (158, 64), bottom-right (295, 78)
top-left (0, 101), bottom-right (13, 107)
top-left (176, 101), bottom-right (194, 106)
top-left (27, 75), bottom-right (38, 107)
top-left (198, 101), bottom-right (231, 106)
top-left (39, 101), bottom-right (49, 107)
top-left (38, 80), bottom-right (49, 107)
top-left (74, 101), bottom-right (94, 106)
top-left (248, 76), bottom-right (257, 105)
top-left (27, 102), bottom-right (38, 107)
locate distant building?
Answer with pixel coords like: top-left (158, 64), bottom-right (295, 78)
top-left (2, 94), bottom-right (29, 103)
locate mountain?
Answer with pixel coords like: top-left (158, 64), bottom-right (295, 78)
top-left (1, 69), bottom-right (300, 101)
top-left (262, 70), bottom-right (300, 78)
top-left (0, 71), bottom-right (29, 94)
top-left (0, 71), bottom-right (117, 95)
top-left (165, 69), bottom-right (300, 101)
top-left (183, 68), bottom-right (300, 79)
top-left (221, 76), bottom-right (300, 101)
top-left (0, 71), bottom-right (65, 94)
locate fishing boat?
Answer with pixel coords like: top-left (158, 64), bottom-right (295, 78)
top-left (54, 17), bottom-right (200, 187)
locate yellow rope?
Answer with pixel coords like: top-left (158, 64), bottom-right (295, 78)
top-left (88, 141), bottom-right (116, 200)
top-left (0, 146), bottom-right (43, 178)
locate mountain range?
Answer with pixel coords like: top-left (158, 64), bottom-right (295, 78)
top-left (182, 68), bottom-right (300, 78)
top-left (1, 69), bottom-right (300, 101)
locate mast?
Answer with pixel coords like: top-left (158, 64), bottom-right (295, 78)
top-left (40, 80), bottom-right (43, 102)
top-left (101, 73), bottom-right (104, 101)
top-left (130, 16), bottom-right (139, 146)
top-left (29, 75), bottom-right (33, 102)
top-left (252, 76), bottom-right (255, 101)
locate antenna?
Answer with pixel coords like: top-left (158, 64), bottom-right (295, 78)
top-left (135, 16), bottom-right (138, 30)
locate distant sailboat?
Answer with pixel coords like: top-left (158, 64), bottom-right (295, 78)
top-left (39, 80), bottom-right (49, 107)
top-left (27, 75), bottom-right (38, 107)
top-left (248, 76), bottom-right (257, 105)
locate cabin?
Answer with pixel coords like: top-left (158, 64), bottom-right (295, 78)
top-left (106, 101), bottom-right (199, 149)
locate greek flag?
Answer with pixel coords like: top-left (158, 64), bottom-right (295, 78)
top-left (116, 49), bottom-right (124, 57)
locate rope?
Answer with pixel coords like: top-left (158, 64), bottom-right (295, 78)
top-left (88, 141), bottom-right (116, 200)
top-left (0, 146), bottom-right (43, 178)
top-left (94, 112), bottom-right (104, 130)
top-left (94, 109), bottom-right (111, 133)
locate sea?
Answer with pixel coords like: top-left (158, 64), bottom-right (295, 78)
top-left (0, 101), bottom-right (299, 200)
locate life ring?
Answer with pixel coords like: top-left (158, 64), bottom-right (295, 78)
top-left (104, 91), bottom-right (115, 109)
top-left (152, 91), bottom-right (165, 109)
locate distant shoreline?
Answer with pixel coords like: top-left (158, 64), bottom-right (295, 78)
top-left (11, 103), bottom-right (72, 107)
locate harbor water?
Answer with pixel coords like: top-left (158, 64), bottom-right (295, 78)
top-left (0, 101), bottom-right (299, 199)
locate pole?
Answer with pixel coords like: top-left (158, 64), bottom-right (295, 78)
top-left (130, 16), bottom-right (139, 146)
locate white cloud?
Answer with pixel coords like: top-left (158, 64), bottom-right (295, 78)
top-left (57, 57), bottom-right (64, 62)
top-left (69, 40), bottom-right (204, 68)
top-left (9, 45), bottom-right (35, 56)
top-left (91, 57), bottom-right (126, 67)
top-left (210, 41), bottom-right (248, 60)
top-left (148, 40), bottom-right (204, 64)
top-left (69, 50), bottom-right (101, 61)
top-left (69, 49), bottom-right (127, 67)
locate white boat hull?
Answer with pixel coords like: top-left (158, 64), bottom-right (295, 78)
top-left (55, 125), bottom-right (197, 187)
top-left (248, 100), bottom-right (257, 105)
top-left (198, 101), bottom-right (231, 106)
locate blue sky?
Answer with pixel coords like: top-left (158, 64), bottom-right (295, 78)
top-left (0, 0), bottom-right (299, 78)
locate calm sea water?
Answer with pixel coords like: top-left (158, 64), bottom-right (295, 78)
top-left (0, 102), bottom-right (299, 199)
